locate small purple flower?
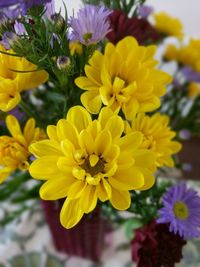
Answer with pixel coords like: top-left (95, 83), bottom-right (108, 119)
top-left (69, 5), bottom-right (112, 45)
top-left (45, 0), bottom-right (55, 18)
top-left (1, 31), bottom-right (18, 50)
top-left (157, 183), bottom-right (200, 239)
top-left (14, 21), bottom-right (27, 35)
top-left (181, 67), bottom-right (200, 83)
top-left (138, 5), bottom-right (153, 19)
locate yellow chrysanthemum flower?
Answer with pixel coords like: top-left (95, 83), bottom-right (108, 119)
top-left (75, 37), bottom-right (171, 120)
top-left (0, 45), bottom-right (49, 112)
top-left (0, 115), bottom-right (44, 183)
top-left (187, 82), bottom-right (200, 98)
top-left (125, 113), bottom-right (182, 167)
top-left (69, 42), bottom-right (83, 55)
top-left (153, 12), bottom-right (183, 39)
top-left (176, 39), bottom-right (200, 72)
top-left (164, 44), bottom-right (178, 61)
top-left (29, 106), bottom-right (156, 229)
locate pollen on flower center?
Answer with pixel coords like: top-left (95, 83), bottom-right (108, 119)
top-left (82, 32), bottom-right (93, 42)
top-left (173, 201), bottom-right (189, 220)
top-left (81, 154), bottom-right (105, 176)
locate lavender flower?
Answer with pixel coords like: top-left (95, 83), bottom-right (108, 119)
top-left (69, 5), bottom-right (112, 45)
top-left (1, 31), bottom-right (18, 50)
top-left (0, 0), bottom-right (52, 15)
top-left (0, 0), bottom-right (17, 8)
top-left (181, 66), bottom-right (200, 83)
top-left (14, 21), bottom-right (27, 35)
top-left (138, 5), bottom-right (153, 19)
top-left (157, 183), bottom-right (200, 239)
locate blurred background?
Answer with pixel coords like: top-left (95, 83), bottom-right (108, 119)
top-left (56, 0), bottom-right (200, 36)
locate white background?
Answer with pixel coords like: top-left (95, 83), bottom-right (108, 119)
top-left (55, 0), bottom-right (200, 36)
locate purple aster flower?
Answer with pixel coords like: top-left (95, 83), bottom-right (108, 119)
top-left (69, 5), bottom-right (112, 45)
top-left (138, 5), bottom-right (153, 19)
top-left (181, 66), bottom-right (200, 83)
top-left (157, 183), bottom-right (200, 239)
top-left (0, 0), bottom-right (18, 8)
top-left (1, 31), bottom-right (18, 50)
top-left (14, 21), bottom-right (27, 35)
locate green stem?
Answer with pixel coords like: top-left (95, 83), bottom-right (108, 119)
top-left (19, 99), bottom-right (42, 127)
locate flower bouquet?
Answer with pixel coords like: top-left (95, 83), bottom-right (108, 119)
top-left (0, 0), bottom-right (200, 266)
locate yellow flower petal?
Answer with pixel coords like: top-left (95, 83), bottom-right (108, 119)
top-left (29, 156), bottom-right (59, 179)
top-left (60, 198), bottom-right (84, 229)
top-left (6, 115), bottom-right (22, 137)
top-left (81, 91), bottom-right (102, 114)
top-left (67, 106), bottom-right (92, 133)
top-left (40, 177), bottom-right (71, 200)
top-left (110, 188), bottom-right (131, 210)
top-left (79, 185), bottom-right (97, 213)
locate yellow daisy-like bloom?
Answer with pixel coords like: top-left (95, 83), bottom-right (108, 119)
top-left (153, 12), bottom-right (183, 39)
top-left (164, 44), bottom-right (178, 61)
top-left (0, 45), bottom-right (49, 112)
top-left (75, 37), bottom-right (171, 120)
top-left (69, 42), bottom-right (83, 55)
top-left (125, 113), bottom-right (182, 167)
top-left (0, 115), bottom-right (44, 183)
top-left (29, 106), bottom-right (156, 229)
top-left (177, 39), bottom-right (200, 72)
top-left (188, 82), bottom-right (200, 98)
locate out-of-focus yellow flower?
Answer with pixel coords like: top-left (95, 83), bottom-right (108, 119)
top-left (29, 106), bottom-right (156, 229)
top-left (164, 44), bottom-right (178, 61)
top-left (177, 39), bottom-right (200, 72)
top-left (125, 113), bottom-right (182, 167)
top-left (187, 82), bottom-right (200, 98)
top-left (69, 42), bottom-right (83, 55)
top-left (153, 12), bottom-right (183, 39)
top-left (75, 37), bottom-right (171, 120)
top-left (0, 45), bottom-right (49, 112)
top-left (0, 115), bottom-right (44, 183)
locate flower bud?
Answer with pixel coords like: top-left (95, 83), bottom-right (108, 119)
top-left (50, 13), bottom-right (65, 33)
top-left (56, 56), bottom-right (71, 71)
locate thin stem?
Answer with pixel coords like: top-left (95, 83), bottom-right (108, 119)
top-left (19, 99), bottom-right (42, 127)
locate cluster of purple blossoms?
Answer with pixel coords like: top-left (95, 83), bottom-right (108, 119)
top-left (0, 0), bottom-right (52, 16)
top-left (157, 183), bottom-right (200, 239)
top-left (69, 5), bottom-right (112, 45)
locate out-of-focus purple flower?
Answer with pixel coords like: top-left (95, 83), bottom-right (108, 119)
top-left (157, 183), bottom-right (200, 239)
top-left (69, 5), bottom-right (112, 45)
top-left (179, 129), bottom-right (191, 140)
top-left (0, 107), bottom-right (24, 126)
top-left (45, 0), bottom-right (55, 18)
top-left (138, 5), bottom-right (153, 19)
top-left (21, 0), bottom-right (52, 10)
top-left (0, 0), bottom-right (17, 8)
top-left (14, 21), bottom-right (27, 35)
top-left (0, 6), bottom-right (21, 21)
top-left (1, 31), bottom-right (18, 50)
top-left (181, 67), bottom-right (200, 83)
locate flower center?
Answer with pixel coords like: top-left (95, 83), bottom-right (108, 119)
top-left (81, 155), bottom-right (105, 176)
top-left (82, 32), bottom-right (93, 43)
top-left (173, 201), bottom-right (189, 220)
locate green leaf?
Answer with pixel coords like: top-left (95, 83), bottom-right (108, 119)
top-left (46, 255), bottom-right (65, 267)
top-left (9, 253), bottom-right (42, 267)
